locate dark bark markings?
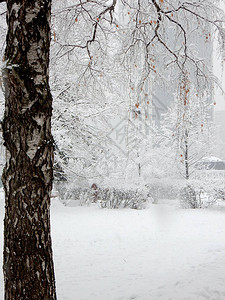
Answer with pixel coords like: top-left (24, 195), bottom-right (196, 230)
top-left (2, 1), bottom-right (56, 299)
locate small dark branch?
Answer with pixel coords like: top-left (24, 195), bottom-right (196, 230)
top-left (146, 35), bottom-right (156, 48)
top-left (151, 0), bottom-right (181, 69)
top-left (52, 2), bottom-right (90, 15)
top-left (151, 0), bottom-right (161, 13)
top-left (86, 22), bottom-right (98, 59)
top-left (97, 0), bottom-right (117, 22)
top-left (54, 0), bottom-right (118, 60)
top-left (154, 27), bottom-right (181, 70)
top-left (151, 0), bottom-right (162, 32)
top-left (85, 0), bottom-right (117, 59)
top-left (165, 15), bottom-right (188, 66)
top-left (181, 6), bottom-right (223, 32)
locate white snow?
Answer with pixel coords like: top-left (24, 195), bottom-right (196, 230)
top-left (201, 157), bottom-right (223, 162)
top-left (1, 195), bottom-right (225, 299)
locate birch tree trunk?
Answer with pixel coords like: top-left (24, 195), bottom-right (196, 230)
top-left (2, 0), bottom-right (57, 299)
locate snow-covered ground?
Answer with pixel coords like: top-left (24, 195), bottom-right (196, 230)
top-left (1, 196), bottom-right (225, 299)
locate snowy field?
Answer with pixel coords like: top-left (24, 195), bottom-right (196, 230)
top-left (1, 195), bottom-right (225, 299)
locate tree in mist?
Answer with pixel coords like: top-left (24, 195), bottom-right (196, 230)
top-left (158, 72), bottom-right (214, 180)
top-left (50, 0), bottom-right (225, 182)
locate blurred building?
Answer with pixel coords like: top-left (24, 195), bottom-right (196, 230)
top-left (214, 110), bottom-right (225, 160)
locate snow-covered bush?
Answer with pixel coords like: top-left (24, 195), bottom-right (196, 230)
top-left (98, 188), bottom-right (151, 210)
top-left (182, 176), bottom-right (225, 208)
top-left (215, 189), bottom-right (225, 201)
top-left (79, 189), bottom-right (92, 206)
top-left (55, 181), bottom-right (91, 206)
top-left (56, 183), bottom-right (152, 209)
top-left (180, 185), bottom-right (202, 209)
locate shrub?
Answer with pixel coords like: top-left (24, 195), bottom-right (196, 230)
top-left (180, 185), bottom-right (202, 209)
top-left (55, 183), bottom-right (154, 209)
top-left (98, 188), bottom-right (151, 209)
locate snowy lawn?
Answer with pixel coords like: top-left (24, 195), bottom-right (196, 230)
top-left (1, 196), bottom-right (225, 299)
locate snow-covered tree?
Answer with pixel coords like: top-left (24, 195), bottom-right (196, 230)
top-left (49, 0), bottom-right (224, 186)
top-left (174, 72), bottom-right (214, 179)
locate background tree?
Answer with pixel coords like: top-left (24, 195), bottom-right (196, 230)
top-left (2, 0), bottom-right (56, 299)
top-left (175, 73), bottom-right (214, 180)
top-left (49, 0), bottom-right (224, 188)
top-left (50, 0), bottom-right (128, 186)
